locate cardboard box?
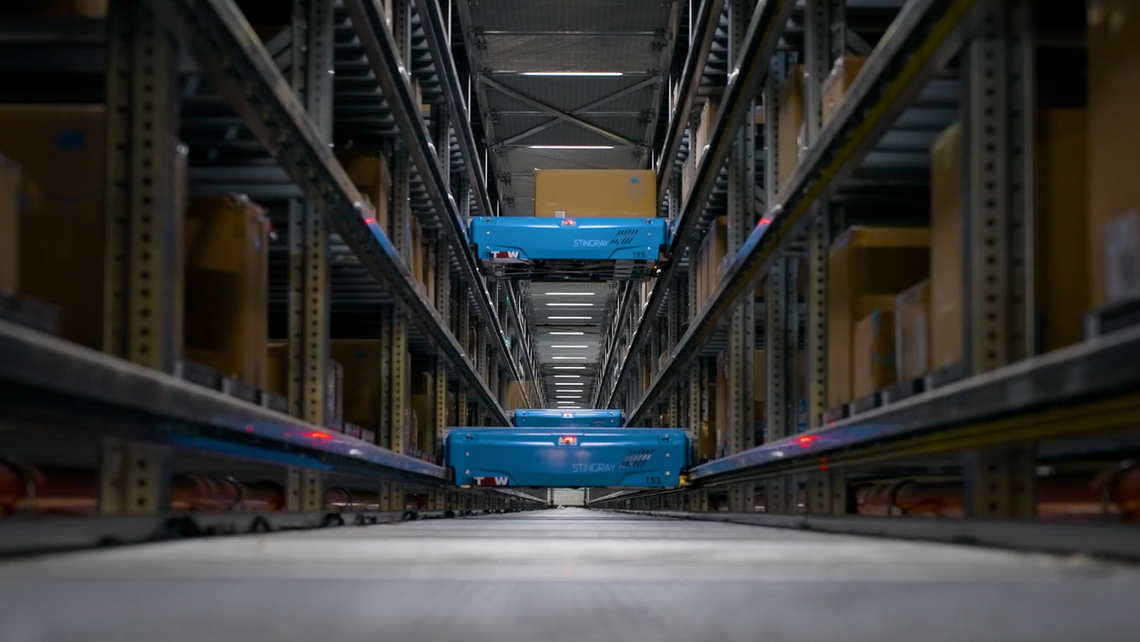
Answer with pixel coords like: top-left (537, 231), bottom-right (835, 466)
top-left (715, 352), bottom-right (727, 459)
top-left (1088, 0), bottom-right (1140, 309)
top-left (777, 65), bottom-right (805, 193)
top-left (699, 216), bottom-right (728, 307)
top-left (0, 105), bottom-right (105, 349)
top-left (930, 122), bottom-right (963, 371)
top-left (336, 150), bottom-right (390, 234)
top-left (534, 169), bottom-right (657, 218)
top-left (1036, 109), bottom-right (1090, 351)
top-left (713, 349), bottom-right (767, 458)
top-left (330, 340), bottom-right (385, 436)
top-left (411, 393), bottom-right (434, 454)
top-left (504, 380), bottom-right (535, 409)
top-left (853, 308), bottom-right (896, 399)
top-left (5, 0), bottom-right (107, 17)
top-left (267, 342), bottom-right (288, 398)
top-left (700, 383), bottom-right (717, 461)
top-left (828, 227), bottom-right (929, 407)
top-left (692, 97), bottom-right (721, 169)
top-left (895, 279), bottom-right (931, 382)
top-left (821, 57), bottom-right (867, 127)
top-left (184, 195), bottom-right (269, 387)
top-left (0, 154), bottom-right (20, 294)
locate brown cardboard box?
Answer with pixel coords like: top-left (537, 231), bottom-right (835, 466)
top-left (336, 150), bottom-right (390, 234)
top-left (184, 195), bottom-right (269, 387)
top-left (777, 65), bottom-right (805, 192)
top-left (504, 380), bottom-right (534, 409)
top-left (411, 393), bottom-right (434, 454)
top-left (853, 308), bottom-right (896, 399)
top-left (692, 97), bottom-right (721, 169)
top-left (534, 169), bottom-right (656, 218)
top-left (330, 340), bottom-right (385, 436)
top-left (0, 154), bottom-right (20, 294)
top-left (0, 105), bottom-right (105, 349)
top-left (699, 216), bottom-right (728, 307)
top-left (895, 279), bottom-right (931, 382)
top-left (5, 0), bottom-right (107, 17)
top-left (821, 57), bottom-right (867, 127)
top-left (930, 123), bottom-right (963, 371)
top-left (1088, 1), bottom-right (1140, 308)
top-left (1037, 110), bottom-right (1090, 351)
top-left (267, 342), bottom-right (288, 398)
top-left (828, 227), bottom-right (929, 407)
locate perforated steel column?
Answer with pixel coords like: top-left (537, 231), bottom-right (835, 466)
top-left (390, 148), bottom-right (410, 454)
top-left (806, 212), bottom-right (829, 428)
top-left (434, 244), bottom-right (451, 458)
top-left (104, 0), bottom-right (181, 372)
top-left (725, 0), bottom-right (757, 513)
top-left (287, 0), bottom-right (333, 424)
top-left (966, 0), bottom-right (1033, 373)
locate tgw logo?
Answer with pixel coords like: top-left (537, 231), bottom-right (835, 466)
top-left (491, 251), bottom-right (520, 259)
top-left (473, 476), bottom-right (509, 486)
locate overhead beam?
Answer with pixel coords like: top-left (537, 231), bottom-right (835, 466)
top-left (480, 75), bottom-right (643, 148)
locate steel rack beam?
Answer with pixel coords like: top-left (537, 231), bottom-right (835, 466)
top-left (623, 0), bottom-right (978, 424)
top-left (607, 0), bottom-right (796, 413)
top-left (689, 323), bottom-right (1140, 484)
top-left (0, 319), bottom-right (447, 484)
top-left (152, 0), bottom-right (509, 424)
top-left (342, 0), bottom-right (521, 415)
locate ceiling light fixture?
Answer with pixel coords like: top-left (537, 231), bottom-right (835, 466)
top-left (551, 345), bottom-right (588, 349)
top-left (549, 331), bottom-right (584, 335)
top-left (549, 316), bottom-right (591, 320)
top-left (546, 303), bottom-right (594, 307)
top-left (557, 396), bottom-right (582, 399)
top-left (553, 375), bottom-right (581, 378)
top-left (527, 145), bottom-right (613, 150)
top-left (546, 292), bottom-right (595, 296)
top-left (551, 356), bottom-right (587, 360)
top-left (553, 366), bottom-right (586, 370)
top-left (521, 71), bottom-right (623, 77)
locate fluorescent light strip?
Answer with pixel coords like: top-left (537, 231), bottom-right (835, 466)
top-left (551, 345), bottom-right (588, 349)
top-left (546, 303), bottom-right (594, 307)
top-left (528, 145), bottom-right (613, 150)
top-left (551, 356), bottom-right (586, 360)
top-left (555, 381), bottom-right (583, 385)
top-left (557, 396), bottom-right (582, 399)
top-left (553, 375), bottom-right (581, 378)
top-left (520, 71), bottom-right (623, 77)
top-left (546, 292), bottom-right (595, 296)
top-left (549, 316), bottom-right (592, 320)
top-left (553, 366), bottom-right (586, 370)
top-left (549, 331), bottom-right (584, 335)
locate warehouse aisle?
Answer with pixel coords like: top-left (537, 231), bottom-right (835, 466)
top-left (0, 509), bottom-right (1138, 642)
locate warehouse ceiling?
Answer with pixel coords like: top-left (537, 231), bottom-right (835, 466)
top-left (457, 0), bottom-right (681, 407)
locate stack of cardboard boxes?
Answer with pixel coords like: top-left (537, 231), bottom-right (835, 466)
top-left (828, 227), bottom-right (930, 409)
top-left (504, 380), bottom-right (539, 409)
top-left (711, 350), bottom-right (768, 460)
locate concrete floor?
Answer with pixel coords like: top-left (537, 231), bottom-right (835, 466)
top-left (0, 508), bottom-right (1138, 641)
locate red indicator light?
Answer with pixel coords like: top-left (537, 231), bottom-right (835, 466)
top-left (558, 436), bottom-right (578, 446)
top-left (759, 217), bottom-right (772, 226)
top-left (364, 217), bottom-right (375, 225)
top-left (797, 434), bottom-right (817, 448)
top-left (306, 431), bottom-right (335, 440)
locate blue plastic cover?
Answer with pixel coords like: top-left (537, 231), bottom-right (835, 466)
top-left (513, 409), bottom-right (623, 428)
top-left (469, 216), bottom-right (669, 261)
top-left (446, 427), bottom-right (690, 488)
